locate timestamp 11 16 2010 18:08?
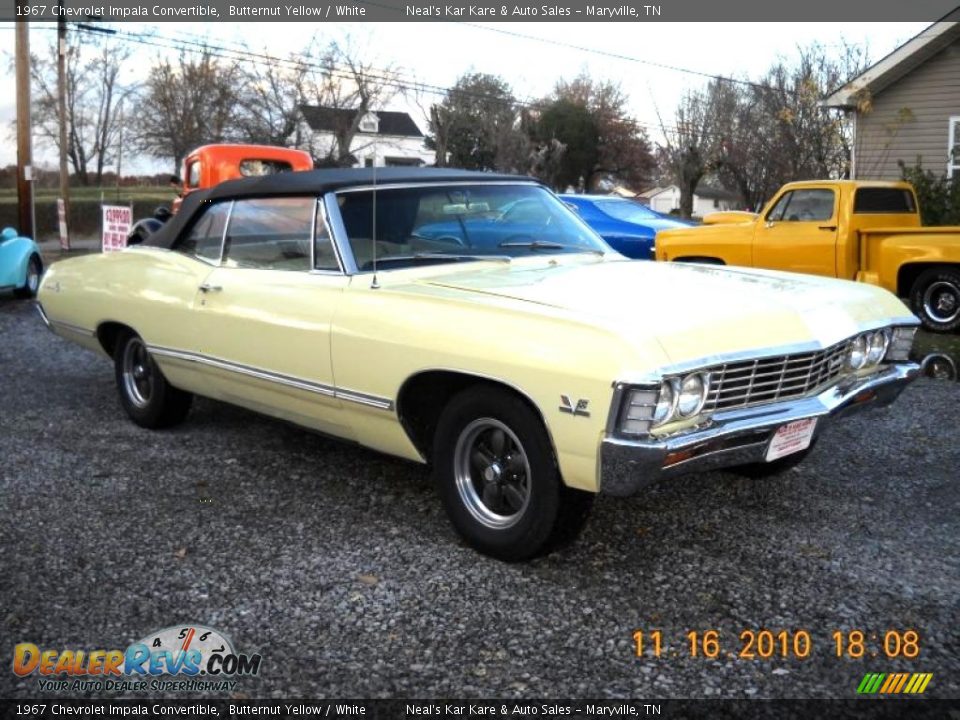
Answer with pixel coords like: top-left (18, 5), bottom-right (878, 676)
top-left (632, 629), bottom-right (921, 660)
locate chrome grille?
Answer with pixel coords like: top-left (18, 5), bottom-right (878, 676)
top-left (704, 340), bottom-right (851, 412)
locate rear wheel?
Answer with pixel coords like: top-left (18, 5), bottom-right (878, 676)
top-left (433, 386), bottom-right (593, 561)
top-left (14, 254), bottom-right (42, 299)
top-left (910, 267), bottom-right (960, 333)
top-left (114, 333), bottom-right (192, 429)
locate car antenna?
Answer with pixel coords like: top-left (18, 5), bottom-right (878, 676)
top-left (370, 139), bottom-right (380, 290)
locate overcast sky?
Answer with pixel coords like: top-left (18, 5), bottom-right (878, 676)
top-left (0, 20), bottom-right (932, 173)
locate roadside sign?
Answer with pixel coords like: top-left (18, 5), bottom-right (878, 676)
top-left (101, 204), bottom-right (132, 253)
top-left (57, 198), bottom-right (69, 251)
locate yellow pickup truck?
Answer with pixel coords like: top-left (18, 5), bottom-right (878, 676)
top-left (655, 180), bottom-right (960, 333)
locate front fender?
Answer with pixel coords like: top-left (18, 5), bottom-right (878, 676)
top-left (0, 234), bottom-right (41, 289)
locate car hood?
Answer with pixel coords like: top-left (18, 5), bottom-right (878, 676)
top-left (410, 257), bottom-right (915, 367)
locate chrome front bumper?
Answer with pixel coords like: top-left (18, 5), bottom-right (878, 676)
top-left (599, 362), bottom-right (920, 496)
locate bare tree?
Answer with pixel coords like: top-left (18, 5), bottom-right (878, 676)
top-left (713, 42), bottom-right (871, 210)
top-left (133, 49), bottom-right (243, 173)
top-left (30, 34), bottom-right (136, 185)
top-left (235, 44), bottom-right (312, 147)
top-left (657, 86), bottom-right (722, 218)
top-left (299, 38), bottom-right (403, 166)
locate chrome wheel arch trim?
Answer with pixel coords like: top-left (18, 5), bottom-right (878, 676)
top-left (395, 367), bottom-right (563, 468)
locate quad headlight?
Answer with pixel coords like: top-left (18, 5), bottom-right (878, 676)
top-left (865, 329), bottom-right (890, 365)
top-left (847, 327), bottom-right (903, 370)
top-left (847, 334), bottom-right (868, 370)
top-left (618, 372), bottom-right (710, 436)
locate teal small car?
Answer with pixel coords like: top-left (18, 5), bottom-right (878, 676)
top-left (0, 227), bottom-right (43, 298)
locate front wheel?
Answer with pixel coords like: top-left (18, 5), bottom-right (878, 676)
top-left (910, 267), bottom-right (960, 333)
top-left (114, 333), bottom-right (193, 429)
top-left (433, 386), bottom-right (593, 561)
top-left (14, 254), bottom-right (42, 299)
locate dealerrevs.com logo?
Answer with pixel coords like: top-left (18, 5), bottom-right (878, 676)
top-left (12, 625), bottom-right (262, 693)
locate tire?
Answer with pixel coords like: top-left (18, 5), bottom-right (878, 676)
top-left (729, 446), bottom-right (813, 479)
top-left (113, 333), bottom-right (193, 429)
top-left (13, 254), bottom-right (42, 299)
top-left (910, 267), bottom-right (960, 333)
top-left (433, 386), bottom-right (593, 561)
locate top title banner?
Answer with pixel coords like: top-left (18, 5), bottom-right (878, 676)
top-left (1, 0), bottom-right (959, 22)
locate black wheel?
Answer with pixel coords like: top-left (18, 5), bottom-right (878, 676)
top-left (729, 446), bottom-right (813, 479)
top-left (433, 386), bottom-right (593, 561)
top-left (14, 254), bottom-right (42, 299)
top-left (910, 267), bottom-right (960, 333)
top-left (113, 333), bottom-right (192, 429)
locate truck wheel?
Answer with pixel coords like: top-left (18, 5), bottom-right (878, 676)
top-left (911, 267), bottom-right (960, 333)
top-left (433, 386), bottom-right (593, 561)
top-left (114, 333), bottom-right (193, 429)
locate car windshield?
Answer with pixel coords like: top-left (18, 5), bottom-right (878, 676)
top-left (595, 199), bottom-right (659, 223)
top-left (336, 184), bottom-right (609, 271)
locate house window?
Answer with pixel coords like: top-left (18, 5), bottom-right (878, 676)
top-left (359, 116), bottom-right (378, 133)
top-left (949, 116), bottom-right (960, 179)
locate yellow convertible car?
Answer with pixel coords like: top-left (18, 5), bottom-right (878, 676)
top-left (37, 168), bottom-right (921, 560)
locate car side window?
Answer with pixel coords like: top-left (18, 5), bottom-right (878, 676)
top-left (186, 161), bottom-right (201, 189)
top-left (176, 202), bottom-right (230, 263)
top-left (222, 197), bottom-right (313, 271)
top-left (776, 189), bottom-right (835, 222)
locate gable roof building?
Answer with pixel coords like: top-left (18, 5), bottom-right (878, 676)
top-left (822, 12), bottom-right (960, 180)
top-left (296, 105), bottom-right (434, 168)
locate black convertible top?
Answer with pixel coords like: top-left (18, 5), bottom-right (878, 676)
top-left (143, 167), bottom-right (538, 249)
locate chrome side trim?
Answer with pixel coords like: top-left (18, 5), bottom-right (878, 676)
top-left (615, 317), bottom-right (920, 385)
top-left (35, 303), bottom-right (51, 329)
top-left (50, 319), bottom-right (96, 338)
top-left (147, 345), bottom-right (394, 411)
top-left (336, 388), bottom-right (394, 411)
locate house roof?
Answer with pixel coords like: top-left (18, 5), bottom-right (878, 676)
top-left (299, 105), bottom-right (425, 137)
top-left (638, 183), bottom-right (738, 201)
top-left (822, 12), bottom-right (960, 108)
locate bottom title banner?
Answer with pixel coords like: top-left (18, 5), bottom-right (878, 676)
top-left (2, 700), bottom-right (959, 719)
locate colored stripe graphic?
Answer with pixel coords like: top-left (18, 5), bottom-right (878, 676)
top-left (858, 672), bottom-right (932, 694)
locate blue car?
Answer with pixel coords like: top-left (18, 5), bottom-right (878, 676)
top-left (0, 227), bottom-right (43, 298)
top-left (559, 194), bottom-right (694, 260)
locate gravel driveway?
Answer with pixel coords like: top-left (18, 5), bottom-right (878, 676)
top-left (1, 297), bottom-right (957, 700)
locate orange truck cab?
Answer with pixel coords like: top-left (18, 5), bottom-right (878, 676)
top-left (173, 144), bottom-right (315, 213)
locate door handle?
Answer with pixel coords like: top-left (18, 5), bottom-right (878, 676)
top-left (199, 283), bottom-right (222, 293)
top-left (818, 225), bottom-right (837, 231)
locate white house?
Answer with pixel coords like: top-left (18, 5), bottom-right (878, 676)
top-left (639, 184), bottom-right (739, 216)
top-left (297, 105), bottom-right (435, 167)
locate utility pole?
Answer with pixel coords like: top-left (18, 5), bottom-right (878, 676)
top-left (58, 4), bottom-right (71, 249)
top-left (15, 8), bottom-right (35, 240)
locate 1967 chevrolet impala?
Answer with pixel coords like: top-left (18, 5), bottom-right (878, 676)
top-left (37, 168), bottom-right (920, 560)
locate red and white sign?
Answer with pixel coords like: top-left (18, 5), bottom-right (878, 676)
top-left (57, 198), bottom-right (70, 251)
top-left (765, 418), bottom-right (818, 462)
top-left (102, 204), bottom-right (132, 253)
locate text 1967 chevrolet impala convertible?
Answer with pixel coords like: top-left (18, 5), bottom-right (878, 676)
top-left (37, 168), bottom-right (920, 560)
